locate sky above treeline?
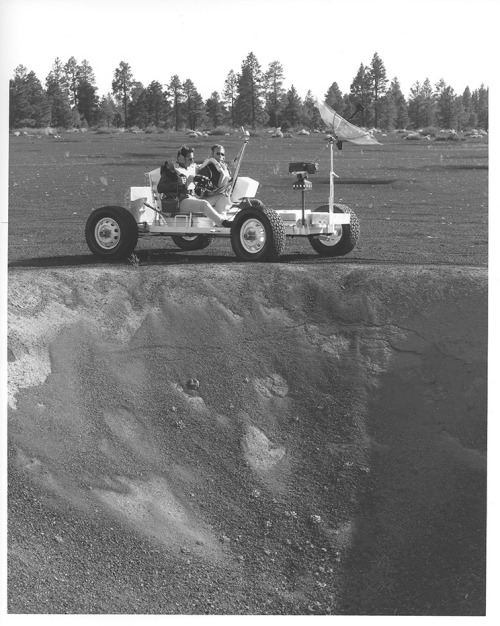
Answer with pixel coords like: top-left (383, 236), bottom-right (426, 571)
top-left (0, 0), bottom-right (497, 102)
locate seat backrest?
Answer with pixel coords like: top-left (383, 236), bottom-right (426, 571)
top-left (146, 168), bottom-right (162, 210)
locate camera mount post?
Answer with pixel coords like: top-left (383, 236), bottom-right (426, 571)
top-left (289, 162), bottom-right (318, 226)
top-left (327, 134), bottom-right (340, 215)
top-left (293, 173), bottom-right (312, 226)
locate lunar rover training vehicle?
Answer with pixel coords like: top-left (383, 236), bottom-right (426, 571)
top-left (85, 129), bottom-right (360, 263)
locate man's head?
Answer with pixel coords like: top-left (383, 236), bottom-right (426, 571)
top-left (211, 144), bottom-right (225, 163)
top-left (177, 145), bottom-right (194, 166)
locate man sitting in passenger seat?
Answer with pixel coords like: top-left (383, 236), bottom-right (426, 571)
top-left (197, 144), bottom-right (231, 193)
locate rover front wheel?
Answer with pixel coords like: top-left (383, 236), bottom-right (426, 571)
top-left (230, 206), bottom-right (286, 262)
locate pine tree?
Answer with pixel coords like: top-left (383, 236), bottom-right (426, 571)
top-left (97, 94), bottom-right (119, 127)
top-left (421, 78), bottom-right (437, 127)
top-left (324, 82), bottom-right (345, 116)
top-left (9, 65), bottom-right (50, 128)
top-left (28, 72), bottom-right (51, 127)
top-left (264, 60), bottom-right (286, 127)
top-left (460, 87), bottom-right (476, 129)
top-left (183, 79), bottom-right (205, 130)
top-left (282, 85), bottom-right (302, 129)
top-left (438, 86), bottom-right (458, 130)
top-left (434, 78), bottom-right (446, 97)
top-left (128, 83), bottom-right (148, 128)
top-left (167, 75), bottom-right (184, 130)
top-left (191, 91), bottom-right (206, 130)
top-left (234, 52), bottom-right (265, 128)
top-left (408, 78), bottom-right (436, 129)
top-left (301, 90), bottom-right (322, 129)
top-left (435, 80), bottom-right (457, 129)
top-left (408, 81), bottom-right (424, 129)
top-left (46, 58), bottom-right (66, 87)
top-left (368, 52), bottom-right (388, 128)
top-left (46, 58), bottom-right (73, 127)
top-left (349, 64), bottom-right (372, 126)
top-left (473, 84), bottom-right (488, 130)
top-left (64, 57), bottom-right (79, 107)
top-left (455, 95), bottom-right (465, 132)
top-left (78, 60), bottom-right (96, 85)
top-left (223, 70), bottom-right (237, 127)
top-left (71, 60), bottom-right (99, 126)
top-left (77, 80), bottom-right (99, 126)
top-left (379, 89), bottom-right (397, 131)
top-left (342, 93), bottom-right (351, 118)
top-left (46, 82), bottom-right (73, 127)
top-left (112, 62), bottom-right (135, 127)
top-left (389, 78), bottom-right (409, 130)
top-left (205, 91), bottom-right (225, 128)
top-left (143, 81), bottom-right (169, 127)
top-left (9, 65), bottom-right (31, 127)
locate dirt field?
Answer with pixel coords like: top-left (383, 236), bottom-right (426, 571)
top-left (8, 130), bottom-right (487, 267)
top-left (7, 131), bottom-right (488, 615)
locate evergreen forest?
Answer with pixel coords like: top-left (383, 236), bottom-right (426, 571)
top-left (9, 52), bottom-right (489, 133)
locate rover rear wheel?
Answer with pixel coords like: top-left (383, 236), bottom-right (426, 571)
top-left (308, 204), bottom-right (359, 257)
top-left (85, 206), bottom-right (138, 260)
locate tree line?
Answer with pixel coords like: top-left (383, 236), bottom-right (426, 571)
top-left (9, 52), bottom-right (488, 132)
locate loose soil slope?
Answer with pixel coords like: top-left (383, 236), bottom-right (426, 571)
top-left (8, 263), bottom-right (487, 615)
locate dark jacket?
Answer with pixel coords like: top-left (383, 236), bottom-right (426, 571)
top-left (157, 161), bottom-right (189, 198)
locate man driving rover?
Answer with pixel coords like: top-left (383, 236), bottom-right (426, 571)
top-left (198, 144), bottom-right (231, 191)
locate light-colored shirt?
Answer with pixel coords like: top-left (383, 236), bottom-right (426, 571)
top-left (173, 162), bottom-right (199, 190)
